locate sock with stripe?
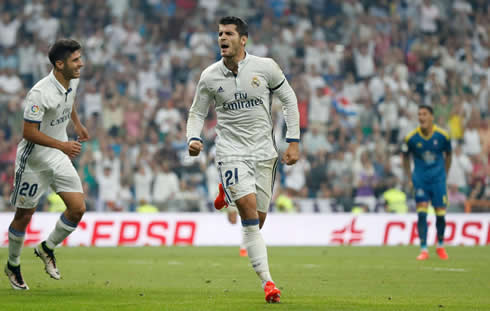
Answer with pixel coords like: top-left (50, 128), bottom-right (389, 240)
top-left (436, 215), bottom-right (446, 247)
top-left (417, 212), bottom-right (428, 251)
top-left (8, 227), bottom-right (25, 266)
top-left (242, 219), bottom-right (272, 288)
top-left (45, 214), bottom-right (78, 250)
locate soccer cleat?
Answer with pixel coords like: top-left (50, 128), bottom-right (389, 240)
top-left (239, 248), bottom-right (248, 257)
top-left (34, 241), bottom-right (60, 280)
top-left (264, 281), bottom-right (281, 303)
top-left (436, 247), bottom-right (449, 260)
top-left (416, 250), bottom-right (429, 261)
top-left (4, 262), bottom-right (29, 290)
top-left (214, 183), bottom-right (228, 210)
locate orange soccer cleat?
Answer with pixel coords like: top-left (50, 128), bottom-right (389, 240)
top-left (239, 248), bottom-right (248, 257)
top-left (214, 183), bottom-right (228, 210)
top-left (264, 281), bottom-right (281, 303)
top-left (416, 250), bottom-right (429, 261)
top-left (436, 247), bottom-right (449, 260)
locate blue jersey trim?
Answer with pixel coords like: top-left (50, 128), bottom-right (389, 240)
top-left (24, 118), bottom-right (41, 124)
top-left (188, 137), bottom-right (203, 144)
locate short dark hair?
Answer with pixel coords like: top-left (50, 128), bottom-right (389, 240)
top-left (218, 16), bottom-right (248, 37)
top-left (418, 104), bottom-right (433, 114)
top-left (48, 39), bottom-right (81, 67)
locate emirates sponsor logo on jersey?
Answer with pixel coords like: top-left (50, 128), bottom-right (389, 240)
top-left (222, 92), bottom-right (264, 111)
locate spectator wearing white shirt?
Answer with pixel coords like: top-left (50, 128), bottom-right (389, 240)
top-left (302, 123), bottom-right (331, 159)
top-left (17, 39), bottom-right (36, 87)
top-left (0, 12), bottom-right (21, 48)
top-left (133, 162), bottom-right (153, 205)
top-left (447, 144), bottom-right (473, 191)
top-left (283, 155), bottom-right (310, 197)
top-left (155, 100), bottom-right (181, 136)
top-left (36, 10), bottom-right (59, 43)
top-left (323, 40), bottom-right (343, 76)
top-left (0, 68), bottom-right (23, 101)
top-left (354, 40), bottom-right (375, 80)
top-left (377, 88), bottom-right (400, 144)
top-left (463, 116), bottom-right (482, 156)
top-left (419, 0), bottom-right (439, 34)
top-left (152, 161), bottom-right (180, 211)
top-left (83, 83), bottom-right (103, 119)
top-left (189, 23), bottom-right (214, 58)
top-left (309, 85), bottom-right (331, 125)
top-left (122, 23), bottom-right (143, 61)
top-left (95, 159), bottom-right (121, 212)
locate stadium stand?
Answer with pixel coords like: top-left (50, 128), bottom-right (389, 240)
top-left (0, 0), bottom-right (488, 213)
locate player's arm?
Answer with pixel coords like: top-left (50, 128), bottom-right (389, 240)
top-left (71, 103), bottom-right (90, 142)
top-left (267, 59), bottom-right (300, 165)
top-left (401, 139), bottom-right (412, 186)
top-left (402, 153), bottom-right (411, 181)
top-left (444, 146), bottom-right (452, 175)
top-left (23, 90), bottom-right (81, 159)
top-left (187, 73), bottom-right (211, 156)
top-left (23, 121), bottom-right (81, 159)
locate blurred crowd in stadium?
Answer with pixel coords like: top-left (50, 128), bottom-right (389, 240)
top-left (0, 0), bottom-right (489, 213)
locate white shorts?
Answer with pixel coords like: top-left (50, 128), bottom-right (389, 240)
top-left (10, 156), bottom-right (83, 209)
top-left (217, 158), bottom-right (278, 213)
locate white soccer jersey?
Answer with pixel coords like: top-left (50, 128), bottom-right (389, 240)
top-left (17, 70), bottom-right (79, 172)
top-left (187, 53), bottom-right (300, 162)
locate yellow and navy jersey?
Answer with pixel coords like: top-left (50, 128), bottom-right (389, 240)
top-left (403, 125), bottom-right (451, 183)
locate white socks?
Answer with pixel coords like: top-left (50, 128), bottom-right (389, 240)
top-left (8, 227), bottom-right (25, 266)
top-left (242, 223), bottom-right (273, 287)
top-left (45, 214), bottom-right (77, 250)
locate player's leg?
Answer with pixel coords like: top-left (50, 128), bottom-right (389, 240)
top-left (254, 158), bottom-right (280, 302)
top-left (218, 160), bottom-right (279, 302)
top-left (414, 181), bottom-right (430, 260)
top-left (227, 204), bottom-right (247, 256)
top-left (415, 202), bottom-right (429, 260)
top-left (432, 182), bottom-right (449, 260)
top-left (6, 170), bottom-right (47, 290)
top-left (256, 158), bottom-right (278, 229)
top-left (236, 194), bottom-right (279, 302)
top-left (5, 208), bottom-right (35, 290)
top-left (35, 161), bottom-right (85, 279)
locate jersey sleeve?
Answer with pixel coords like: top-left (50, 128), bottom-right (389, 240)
top-left (186, 73), bottom-right (211, 144)
top-left (265, 59), bottom-right (300, 142)
top-left (402, 135), bottom-right (412, 155)
top-left (23, 90), bottom-right (45, 123)
top-left (265, 58), bottom-right (286, 91)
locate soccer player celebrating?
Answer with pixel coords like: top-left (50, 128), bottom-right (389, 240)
top-left (5, 39), bottom-right (88, 290)
top-left (187, 16), bottom-right (300, 303)
top-left (403, 105), bottom-right (452, 261)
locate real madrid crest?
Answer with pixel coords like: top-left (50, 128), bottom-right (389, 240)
top-left (251, 76), bottom-right (260, 88)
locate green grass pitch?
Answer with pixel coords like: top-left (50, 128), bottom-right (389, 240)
top-left (1, 246), bottom-right (489, 311)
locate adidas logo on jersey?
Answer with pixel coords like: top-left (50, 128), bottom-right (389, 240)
top-left (217, 86), bottom-right (224, 93)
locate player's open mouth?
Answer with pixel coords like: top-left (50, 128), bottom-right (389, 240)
top-left (221, 44), bottom-right (229, 50)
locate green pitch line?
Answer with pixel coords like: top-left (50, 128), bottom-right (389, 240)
top-left (0, 246), bottom-right (489, 311)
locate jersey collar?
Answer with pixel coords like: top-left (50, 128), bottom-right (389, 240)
top-left (220, 51), bottom-right (250, 76)
top-left (416, 125), bottom-right (435, 140)
top-left (49, 70), bottom-right (72, 95)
